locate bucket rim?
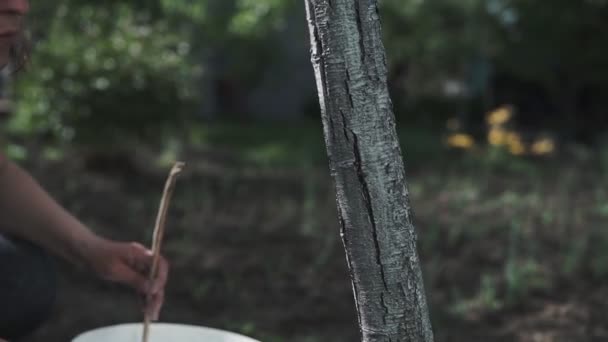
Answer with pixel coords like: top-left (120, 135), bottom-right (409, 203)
top-left (72, 322), bottom-right (260, 342)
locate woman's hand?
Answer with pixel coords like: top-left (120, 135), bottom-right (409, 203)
top-left (0, 158), bottom-right (170, 319)
top-left (82, 237), bottom-right (169, 320)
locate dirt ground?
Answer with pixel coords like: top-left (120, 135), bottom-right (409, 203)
top-left (20, 147), bottom-right (608, 342)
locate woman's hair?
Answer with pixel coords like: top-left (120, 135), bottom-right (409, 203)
top-left (0, 32), bottom-right (29, 118)
top-left (9, 29), bottom-right (29, 72)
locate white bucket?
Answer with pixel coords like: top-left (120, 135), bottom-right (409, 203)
top-left (72, 323), bottom-right (261, 342)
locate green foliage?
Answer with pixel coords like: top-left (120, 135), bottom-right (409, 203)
top-left (186, 121), bottom-right (327, 167)
top-left (10, 2), bottom-right (201, 143)
top-left (380, 0), bottom-right (608, 89)
top-left (495, 0), bottom-right (608, 88)
top-left (9, 0), bottom-right (608, 145)
top-left (229, 0), bottom-right (293, 37)
top-left (381, 0), bottom-right (608, 139)
top-left (382, 0), bottom-right (497, 71)
top-left (183, 121), bottom-right (445, 168)
top-left (504, 259), bottom-right (548, 304)
top-left (7, 0), bottom-right (302, 144)
top-left (449, 274), bottom-right (503, 315)
top-left (4, 143), bottom-right (28, 161)
top-left (159, 0), bottom-right (207, 23)
top-left (587, 226), bottom-right (608, 279)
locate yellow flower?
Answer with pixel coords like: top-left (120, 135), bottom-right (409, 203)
top-left (446, 133), bottom-right (475, 149)
top-left (530, 137), bottom-right (555, 155)
top-left (486, 106), bottom-right (512, 126)
top-left (505, 132), bottom-right (526, 155)
top-left (508, 142), bottom-right (526, 155)
top-left (488, 127), bottom-right (507, 146)
top-left (505, 132), bottom-right (522, 146)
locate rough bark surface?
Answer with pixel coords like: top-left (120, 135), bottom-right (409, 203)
top-left (303, 1), bottom-right (435, 341)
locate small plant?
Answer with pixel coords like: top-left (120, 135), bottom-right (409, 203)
top-left (504, 259), bottom-right (545, 304)
top-left (563, 237), bottom-right (587, 276)
top-left (449, 274), bottom-right (503, 317)
top-left (479, 274), bottom-right (502, 311)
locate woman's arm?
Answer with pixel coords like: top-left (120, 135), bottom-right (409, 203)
top-left (0, 154), bottom-right (168, 320)
top-left (0, 155), bottom-right (99, 262)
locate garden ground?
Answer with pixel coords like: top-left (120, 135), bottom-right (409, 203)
top-left (21, 122), bottom-right (608, 342)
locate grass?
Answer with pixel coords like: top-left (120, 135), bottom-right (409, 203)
top-left (183, 119), bottom-right (447, 168)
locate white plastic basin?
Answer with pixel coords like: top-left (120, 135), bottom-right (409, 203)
top-left (72, 323), bottom-right (261, 342)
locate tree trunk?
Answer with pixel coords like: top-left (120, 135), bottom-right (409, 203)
top-left (303, 1), bottom-right (434, 341)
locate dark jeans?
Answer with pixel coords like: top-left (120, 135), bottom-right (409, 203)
top-left (0, 234), bottom-right (55, 341)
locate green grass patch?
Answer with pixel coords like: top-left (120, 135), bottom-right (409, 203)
top-left (185, 120), bottom-right (447, 168)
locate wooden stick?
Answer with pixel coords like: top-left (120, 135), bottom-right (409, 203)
top-left (142, 161), bottom-right (185, 342)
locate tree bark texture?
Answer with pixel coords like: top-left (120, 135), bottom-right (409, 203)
top-left (303, 1), bottom-right (434, 341)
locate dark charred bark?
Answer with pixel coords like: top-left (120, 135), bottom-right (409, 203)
top-left (303, 1), bottom-right (434, 341)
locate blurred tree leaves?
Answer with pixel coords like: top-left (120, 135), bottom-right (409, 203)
top-left (382, 0), bottom-right (499, 74)
top-left (494, 0), bottom-right (608, 129)
top-left (10, 0), bottom-right (293, 144)
top-left (7, 0), bottom-right (608, 143)
top-left (230, 0), bottom-right (291, 37)
top-left (380, 0), bottom-right (608, 87)
top-left (380, 0), bottom-right (608, 139)
top-left (11, 1), bottom-right (202, 143)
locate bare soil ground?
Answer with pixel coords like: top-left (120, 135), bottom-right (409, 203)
top-left (21, 146), bottom-right (608, 342)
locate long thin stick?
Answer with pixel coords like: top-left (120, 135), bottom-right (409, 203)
top-left (142, 161), bottom-right (185, 342)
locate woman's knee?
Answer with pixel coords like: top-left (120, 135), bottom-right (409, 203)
top-left (0, 234), bottom-right (56, 340)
